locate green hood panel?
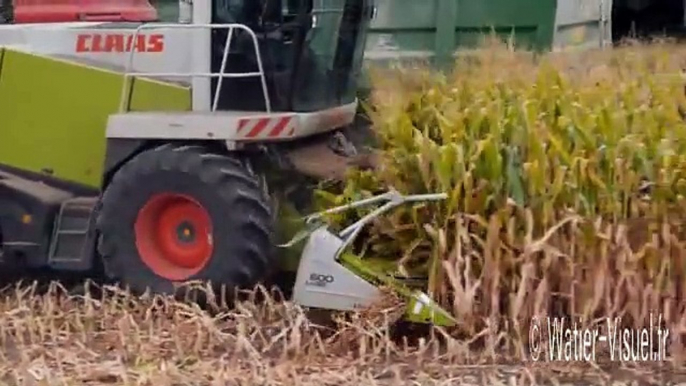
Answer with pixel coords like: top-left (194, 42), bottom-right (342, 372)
top-left (0, 48), bottom-right (191, 188)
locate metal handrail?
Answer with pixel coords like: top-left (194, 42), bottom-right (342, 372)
top-left (119, 22), bottom-right (271, 113)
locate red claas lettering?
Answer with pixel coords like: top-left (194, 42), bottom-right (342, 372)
top-left (75, 33), bottom-right (164, 53)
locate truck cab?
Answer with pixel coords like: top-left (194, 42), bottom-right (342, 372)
top-left (0, 0), bottom-right (159, 23)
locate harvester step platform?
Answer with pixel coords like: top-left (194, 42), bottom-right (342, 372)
top-left (48, 196), bottom-right (98, 270)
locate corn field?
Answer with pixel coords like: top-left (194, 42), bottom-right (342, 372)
top-left (2, 41), bottom-right (686, 385)
top-left (317, 40), bottom-right (686, 361)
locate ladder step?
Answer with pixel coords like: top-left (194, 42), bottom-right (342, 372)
top-left (56, 229), bottom-right (89, 236)
top-left (49, 196), bottom-right (98, 265)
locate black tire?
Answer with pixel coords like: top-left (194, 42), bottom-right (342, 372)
top-left (95, 144), bottom-right (275, 296)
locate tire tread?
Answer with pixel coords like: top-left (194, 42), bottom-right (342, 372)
top-left (96, 144), bottom-right (275, 295)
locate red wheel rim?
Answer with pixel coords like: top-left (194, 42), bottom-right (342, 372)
top-left (134, 193), bottom-right (213, 281)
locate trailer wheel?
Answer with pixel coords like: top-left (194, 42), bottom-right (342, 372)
top-left (96, 144), bottom-right (275, 295)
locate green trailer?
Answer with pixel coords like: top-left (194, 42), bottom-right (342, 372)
top-left (360, 0), bottom-right (612, 82)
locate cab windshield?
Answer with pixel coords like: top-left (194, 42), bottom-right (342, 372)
top-left (292, 0), bottom-right (370, 111)
top-left (210, 0), bottom-right (372, 113)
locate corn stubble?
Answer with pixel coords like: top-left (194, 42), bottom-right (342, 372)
top-left (3, 42), bottom-right (686, 385)
top-left (0, 282), bottom-right (590, 386)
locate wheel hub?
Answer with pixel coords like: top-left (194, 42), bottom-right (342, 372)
top-left (134, 193), bottom-right (214, 281)
top-left (176, 221), bottom-right (196, 243)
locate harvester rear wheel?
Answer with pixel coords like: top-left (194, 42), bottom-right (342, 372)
top-left (96, 144), bottom-right (275, 296)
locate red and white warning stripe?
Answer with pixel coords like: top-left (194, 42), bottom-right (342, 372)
top-left (236, 116), bottom-right (296, 139)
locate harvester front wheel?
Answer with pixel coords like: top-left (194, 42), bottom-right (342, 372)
top-left (96, 144), bottom-right (275, 296)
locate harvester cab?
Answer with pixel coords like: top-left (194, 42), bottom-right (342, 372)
top-left (105, 0), bottom-right (373, 144)
top-left (0, 0), bottom-right (456, 327)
